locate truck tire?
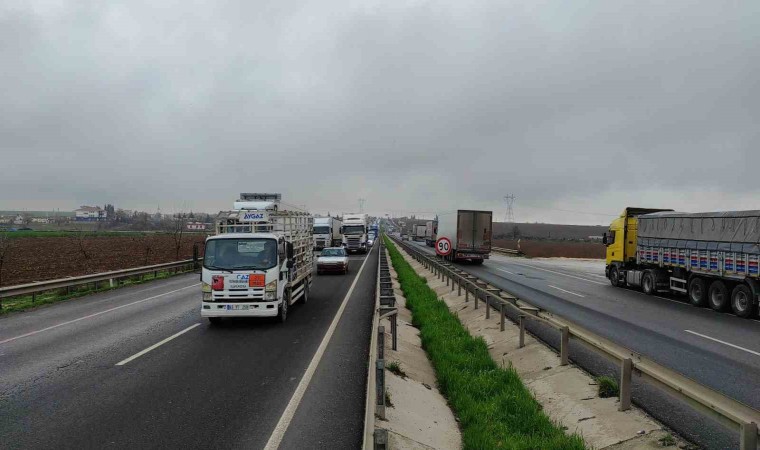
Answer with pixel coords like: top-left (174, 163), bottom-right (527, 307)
top-left (278, 293), bottom-right (289, 323)
top-left (642, 272), bottom-right (655, 295)
top-left (610, 267), bottom-right (621, 287)
top-left (472, 259), bottom-right (484, 265)
top-left (708, 281), bottom-right (729, 311)
top-left (731, 284), bottom-right (755, 318)
top-left (300, 285), bottom-right (309, 304)
top-left (688, 277), bottom-right (707, 306)
top-left (208, 317), bottom-right (222, 325)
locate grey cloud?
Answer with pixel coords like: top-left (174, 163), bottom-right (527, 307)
top-left (1, 0), bottom-right (759, 224)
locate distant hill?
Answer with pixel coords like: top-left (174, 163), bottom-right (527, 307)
top-left (494, 221), bottom-right (606, 241)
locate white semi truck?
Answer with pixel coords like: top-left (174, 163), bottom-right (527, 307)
top-left (313, 216), bottom-right (342, 250)
top-left (201, 193), bottom-right (313, 324)
top-left (341, 213), bottom-right (369, 253)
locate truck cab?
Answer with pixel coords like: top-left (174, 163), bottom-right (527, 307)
top-left (341, 213), bottom-right (369, 254)
top-left (201, 193), bottom-right (313, 324)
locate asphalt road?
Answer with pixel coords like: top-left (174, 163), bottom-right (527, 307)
top-left (407, 240), bottom-right (760, 449)
top-left (0, 245), bottom-right (378, 450)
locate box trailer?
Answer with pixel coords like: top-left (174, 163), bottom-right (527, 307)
top-left (435, 210), bottom-right (493, 263)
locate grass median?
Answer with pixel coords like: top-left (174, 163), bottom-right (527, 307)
top-left (384, 237), bottom-right (586, 450)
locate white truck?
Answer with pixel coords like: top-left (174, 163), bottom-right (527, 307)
top-left (341, 213), bottom-right (369, 253)
top-left (414, 224), bottom-right (427, 242)
top-left (201, 193), bottom-right (313, 324)
top-left (436, 210), bottom-right (493, 264)
top-left (313, 216), bottom-right (342, 250)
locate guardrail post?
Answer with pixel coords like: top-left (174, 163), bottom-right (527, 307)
top-left (374, 428), bottom-right (388, 450)
top-left (474, 289), bottom-right (479, 309)
top-left (446, 271), bottom-right (449, 286)
top-left (465, 283), bottom-right (469, 302)
top-left (619, 358), bottom-right (632, 411)
top-left (560, 326), bottom-right (569, 366)
top-left (740, 422), bottom-right (757, 450)
top-left (519, 315), bottom-right (525, 348)
top-left (377, 325), bottom-right (386, 420)
top-left (391, 314), bottom-right (398, 351)
top-left (500, 303), bottom-right (505, 331)
top-left (485, 294), bottom-right (490, 319)
top-left (457, 277), bottom-right (462, 296)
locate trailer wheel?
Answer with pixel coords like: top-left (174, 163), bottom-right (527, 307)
top-left (642, 272), bottom-right (655, 295)
top-left (688, 277), bottom-right (707, 306)
top-left (708, 281), bottom-right (729, 311)
top-left (300, 284), bottom-right (309, 304)
top-left (731, 284), bottom-right (755, 318)
top-left (610, 267), bottom-right (621, 287)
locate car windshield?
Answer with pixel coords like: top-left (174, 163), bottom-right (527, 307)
top-left (321, 248), bottom-right (345, 257)
top-left (204, 238), bottom-right (278, 270)
top-left (343, 225), bottom-right (365, 235)
top-left (313, 226), bottom-right (330, 234)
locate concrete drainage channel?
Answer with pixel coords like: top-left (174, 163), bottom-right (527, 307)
top-left (390, 236), bottom-right (760, 450)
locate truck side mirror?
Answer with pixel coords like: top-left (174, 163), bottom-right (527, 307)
top-left (287, 260), bottom-right (295, 269)
top-left (286, 242), bottom-right (294, 259)
top-left (602, 233), bottom-right (608, 245)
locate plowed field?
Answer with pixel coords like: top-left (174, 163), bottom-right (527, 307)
top-left (0, 235), bottom-right (207, 287)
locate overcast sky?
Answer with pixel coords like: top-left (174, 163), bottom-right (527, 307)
top-left (2, 1), bottom-right (759, 224)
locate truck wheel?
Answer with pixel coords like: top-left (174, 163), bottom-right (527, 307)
top-left (610, 267), bottom-right (621, 287)
top-left (708, 280), bottom-right (729, 311)
top-left (473, 259), bottom-right (484, 265)
top-left (688, 277), bottom-right (707, 306)
top-left (278, 295), bottom-right (289, 323)
top-left (731, 284), bottom-right (755, 318)
top-left (208, 317), bottom-right (222, 325)
top-left (300, 285), bottom-right (309, 304)
top-left (642, 272), bottom-right (655, 295)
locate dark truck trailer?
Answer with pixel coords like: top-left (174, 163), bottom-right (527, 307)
top-left (436, 210), bottom-right (492, 263)
top-left (605, 208), bottom-right (760, 318)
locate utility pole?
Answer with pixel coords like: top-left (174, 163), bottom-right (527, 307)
top-left (504, 195), bottom-right (516, 223)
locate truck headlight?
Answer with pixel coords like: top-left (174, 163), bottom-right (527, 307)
top-left (265, 280), bottom-right (277, 300)
top-left (201, 282), bottom-right (212, 293)
top-left (203, 292), bottom-right (212, 301)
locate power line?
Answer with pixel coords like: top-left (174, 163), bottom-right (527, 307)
top-left (358, 198), bottom-right (366, 213)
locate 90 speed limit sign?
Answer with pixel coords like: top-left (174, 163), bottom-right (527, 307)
top-left (435, 237), bottom-right (452, 256)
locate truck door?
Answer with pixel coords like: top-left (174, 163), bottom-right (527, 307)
top-left (458, 212), bottom-right (474, 250)
top-left (474, 212), bottom-right (492, 252)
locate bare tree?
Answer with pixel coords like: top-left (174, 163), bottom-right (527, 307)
top-left (0, 232), bottom-right (13, 290)
top-left (21, 213), bottom-right (33, 228)
top-left (72, 225), bottom-right (92, 263)
top-left (164, 213), bottom-right (188, 260)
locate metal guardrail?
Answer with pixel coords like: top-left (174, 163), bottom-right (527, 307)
top-left (492, 246), bottom-right (522, 255)
top-left (363, 238), bottom-right (396, 450)
top-left (0, 256), bottom-right (201, 304)
top-left (390, 236), bottom-right (760, 450)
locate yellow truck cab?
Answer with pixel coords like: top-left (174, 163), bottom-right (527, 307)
top-left (604, 208), bottom-right (672, 286)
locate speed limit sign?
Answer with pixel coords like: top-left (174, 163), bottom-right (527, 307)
top-left (435, 237), bottom-right (452, 256)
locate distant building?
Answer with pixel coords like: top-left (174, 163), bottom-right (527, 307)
top-left (75, 206), bottom-right (107, 222)
top-left (186, 222), bottom-right (208, 231)
top-left (31, 217), bottom-right (51, 224)
top-left (13, 215), bottom-right (24, 225)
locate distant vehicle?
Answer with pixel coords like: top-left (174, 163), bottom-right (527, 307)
top-left (436, 210), bottom-right (493, 264)
top-left (313, 216), bottom-right (342, 250)
top-left (341, 213), bottom-right (369, 253)
top-left (201, 193), bottom-right (313, 324)
top-left (18, 227), bottom-right (33, 231)
top-left (413, 225), bottom-right (426, 242)
top-left (317, 247), bottom-right (350, 274)
top-left (425, 220), bottom-right (438, 247)
top-left (605, 208), bottom-right (760, 318)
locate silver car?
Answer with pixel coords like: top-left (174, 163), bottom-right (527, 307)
top-left (316, 247), bottom-right (349, 275)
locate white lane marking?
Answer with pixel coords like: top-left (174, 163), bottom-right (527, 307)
top-left (503, 261), bottom-right (607, 285)
top-left (548, 285), bottom-right (586, 298)
top-left (496, 268), bottom-right (516, 275)
top-left (116, 323), bottom-right (201, 366)
top-left (0, 284), bottom-right (199, 346)
top-left (684, 330), bottom-right (760, 357)
top-left (264, 248), bottom-right (374, 449)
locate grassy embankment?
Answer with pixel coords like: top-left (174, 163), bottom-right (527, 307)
top-left (384, 237), bottom-right (586, 449)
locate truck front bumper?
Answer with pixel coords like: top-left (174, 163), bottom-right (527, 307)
top-left (201, 301), bottom-right (279, 317)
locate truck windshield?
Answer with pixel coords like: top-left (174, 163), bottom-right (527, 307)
top-left (343, 225), bottom-right (365, 235)
top-left (204, 238), bottom-right (278, 271)
top-left (314, 226), bottom-right (330, 235)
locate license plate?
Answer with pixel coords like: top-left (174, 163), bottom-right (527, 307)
top-left (226, 305), bottom-right (250, 310)
top-left (228, 281), bottom-right (248, 290)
